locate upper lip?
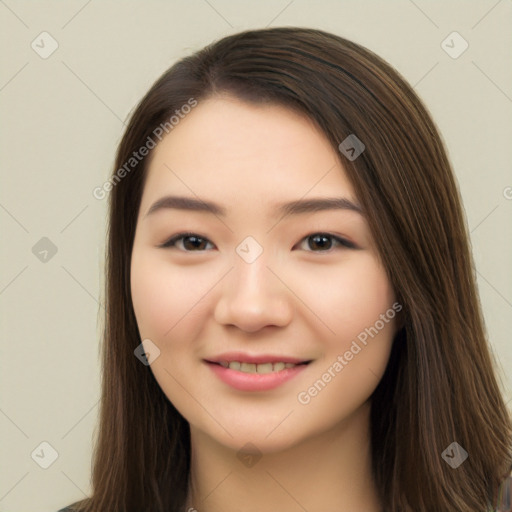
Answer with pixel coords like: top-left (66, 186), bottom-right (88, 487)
top-left (205, 352), bottom-right (311, 365)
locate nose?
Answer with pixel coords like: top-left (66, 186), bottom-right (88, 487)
top-left (214, 252), bottom-right (293, 333)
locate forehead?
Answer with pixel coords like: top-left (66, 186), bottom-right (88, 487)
top-left (141, 95), bottom-right (357, 213)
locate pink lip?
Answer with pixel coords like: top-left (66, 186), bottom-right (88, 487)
top-left (206, 361), bottom-right (310, 391)
top-left (205, 352), bottom-right (310, 365)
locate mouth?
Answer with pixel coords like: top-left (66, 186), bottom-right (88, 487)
top-left (207, 360), bottom-right (312, 374)
top-left (204, 355), bottom-right (313, 391)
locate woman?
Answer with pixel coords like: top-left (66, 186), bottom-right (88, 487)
top-left (59, 27), bottom-right (512, 511)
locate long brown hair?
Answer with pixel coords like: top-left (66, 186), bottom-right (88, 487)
top-left (70, 27), bottom-right (512, 512)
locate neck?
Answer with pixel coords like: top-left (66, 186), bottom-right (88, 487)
top-left (185, 401), bottom-right (382, 512)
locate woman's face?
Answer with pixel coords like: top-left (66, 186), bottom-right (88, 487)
top-left (130, 95), bottom-right (399, 453)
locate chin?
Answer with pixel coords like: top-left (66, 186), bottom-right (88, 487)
top-left (190, 414), bottom-right (317, 457)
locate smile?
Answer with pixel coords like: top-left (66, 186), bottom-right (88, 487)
top-left (205, 360), bottom-right (312, 391)
top-left (217, 361), bottom-right (307, 373)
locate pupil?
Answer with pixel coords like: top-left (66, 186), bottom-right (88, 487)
top-left (310, 234), bottom-right (331, 250)
top-left (184, 236), bottom-right (205, 250)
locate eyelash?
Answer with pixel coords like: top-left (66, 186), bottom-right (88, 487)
top-left (158, 232), bottom-right (356, 252)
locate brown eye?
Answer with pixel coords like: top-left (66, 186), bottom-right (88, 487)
top-left (308, 234), bottom-right (332, 250)
top-left (297, 233), bottom-right (355, 252)
top-left (160, 232), bottom-right (355, 252)
top-left (160, 233), bottom-right (214, 251)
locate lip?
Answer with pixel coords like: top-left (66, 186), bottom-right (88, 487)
top-left (205, 360), bottom-right (311, 391)
top-left (205, 352), bottom-right (310, 365)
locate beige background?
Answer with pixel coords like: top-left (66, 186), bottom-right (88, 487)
top-left (0, 1), bottom-right (511, 510)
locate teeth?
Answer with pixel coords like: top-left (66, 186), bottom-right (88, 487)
top-left (256, 363), bottom-right (273, 374)
top-left (229, 361), bottom-right (241, 371)
top-left (219, 361), bottom-right (301, 373)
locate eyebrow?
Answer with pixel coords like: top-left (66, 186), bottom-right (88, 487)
top-left (144, 195), bottom-right (364, 218)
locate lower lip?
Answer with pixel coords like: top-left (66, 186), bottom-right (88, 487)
top-left (206, 362), bottom-right (309, 391)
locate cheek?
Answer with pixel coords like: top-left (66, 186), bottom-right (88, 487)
top-left (338, 260), bottom-right (396, 342)
top-left (130, 249), bottom-right (209, 339)
top-left (333, 257), bottom-right (397, 370)
top-left (130, 251), bottom-right (208, 407)
top-left (131, 252), bottom-right (174, 338)
top-left (130, 251), bottom-right (219, 429)
top-left (289, 253), bottom-right (396, 344)
top-left (291, 258), bottom-right (397, 425)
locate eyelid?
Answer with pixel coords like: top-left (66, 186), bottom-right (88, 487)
top-left (158, 231), bottom-right (357, 251)
top-left (296, 233), bottom-right (357, 250)
top-left (158, 232), bottom-right (215, 250)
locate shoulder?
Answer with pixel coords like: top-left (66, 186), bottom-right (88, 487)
top-left (56, 505), bottom-right (79, 512)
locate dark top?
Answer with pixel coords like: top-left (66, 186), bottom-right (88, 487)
top-left (56, 475), bottom-right (512, 512)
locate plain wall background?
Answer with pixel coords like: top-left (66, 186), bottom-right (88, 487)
top-left (0, 1), bottom-right (511, 510)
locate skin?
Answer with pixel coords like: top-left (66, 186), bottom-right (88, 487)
top-left (130, 95), bottom-right (399, 512)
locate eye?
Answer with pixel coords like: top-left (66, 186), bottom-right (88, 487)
top-left (159, 232), bottom-right (215, 251)
top-left (159, 232), bottom-right (356, 252)
top-left (295, 233), bottom-right (356, 252)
